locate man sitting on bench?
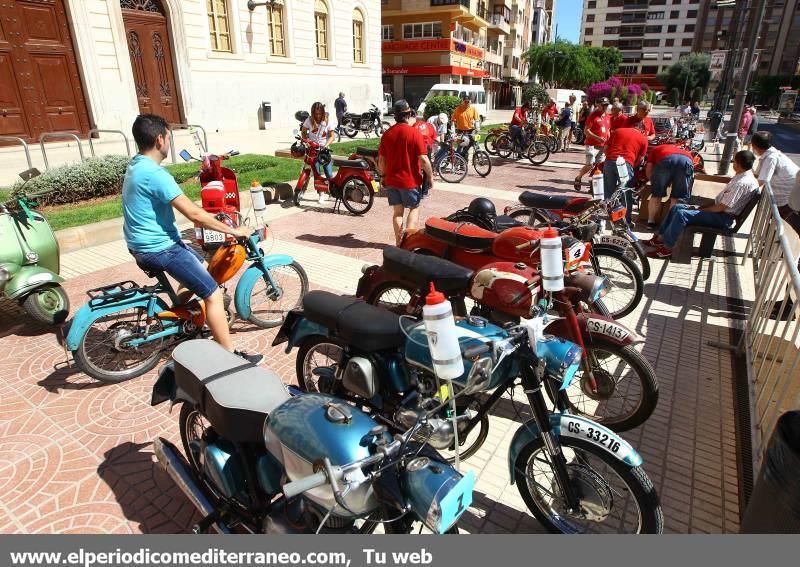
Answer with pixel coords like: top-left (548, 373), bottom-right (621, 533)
top-left (643, 150), bottom-right (759, 259)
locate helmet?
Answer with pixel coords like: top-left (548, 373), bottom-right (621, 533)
top-left (294, 110), bottom-right (310, 123)
top-left (467, 198), bottom-right (496, 223)
top-left (290, 140), bottom-right (306, 158)
top-left (438, 113), bottom-right (448, 124)
top-left (317, 147), bottom-right (332, 167)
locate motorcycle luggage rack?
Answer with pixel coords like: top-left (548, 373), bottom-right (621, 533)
top-left (86, 280), bottom-right (142, 303)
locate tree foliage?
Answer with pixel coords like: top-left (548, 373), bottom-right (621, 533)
top-left (586, 77), bottom-right (644, 104)
top-left (522, 84), bottom-right (550, 108)
top-left (523, 40), bottom-right (621, 89)
top-left (422, 96), bottom-right (462, 120)
top-left (656, 53), bottom-right (711, 100)
top-left (751, 74), bottom-right (800, 105)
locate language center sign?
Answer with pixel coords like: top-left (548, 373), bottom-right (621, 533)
top-left (381, 65), bottom-right (490, 77)
top-left (382, 39), bottom-right (484, 60)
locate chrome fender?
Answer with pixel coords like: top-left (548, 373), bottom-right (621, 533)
top-left (65, 293), bottom-right (168, 351)
top-left (507, 413), bottom-right (643, 483)
top-left (233, 254), bottom-right (295, 319)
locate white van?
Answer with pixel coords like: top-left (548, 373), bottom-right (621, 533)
top-left (546, 89), bottom-right (587, 108)
top-left (417, 84), bottom-right (487, 118)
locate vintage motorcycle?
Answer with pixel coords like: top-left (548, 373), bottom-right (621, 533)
top-left (290, 129), bottom-right (378, 215)
top-left (0, 168), bottom-right (69, 325)
top-left (340, 104), bottom-right (391, 138)
top-left (66, 230), bottom-right (308, 382)
top-left (358, 246), bottom-right (658, 432)
top-left (151, 339), bottom-right (474, 534)
top-left (276, 272), bottom-right (663, 533)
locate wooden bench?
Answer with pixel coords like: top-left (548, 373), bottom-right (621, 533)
top-left (671, 190), bottom-right (761, 263)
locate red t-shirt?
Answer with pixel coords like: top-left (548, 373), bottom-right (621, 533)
top-left (511, 107), bottom-right (527, 126)
top-left (647, 143), bottom-right (693, 165)
top-left (624, 115), bottom-right (655, 137)
top-left (610, 113), bottom-right (628, 132)
top-left (378, 123), bottom-right (427, 190)
top-left (605, 128), bottom-right (648, 167)
top-left (585, 110), bottom-right (611, 147)
top-left (414, 120), bottom-right (437, 152)
top-left (542, 103), bottom-right (557, 120)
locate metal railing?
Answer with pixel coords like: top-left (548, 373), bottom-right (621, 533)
top-left (168, 123), bottom-right (208, 163)
top-left (39, 132), bottom-right (86, 170)
top-left (741, 182), bottom-right (800, 472)
top-left (87, 129), bottom-right (131, 157)
top-left (0, 136), bottom-right (32, 169)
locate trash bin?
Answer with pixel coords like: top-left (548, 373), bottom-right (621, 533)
top-left (262, 102), bottom-right (272, 124)
top-left (741, 411), bottom-right (800, 533)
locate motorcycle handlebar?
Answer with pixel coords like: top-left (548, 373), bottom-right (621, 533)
top-left (282, 471), bottom-right (330, 499)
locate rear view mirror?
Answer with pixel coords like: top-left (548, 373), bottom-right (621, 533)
top-left (19, 168), bottom-right (41, 181)
top-left (179, 149), bottom-right (192, 162)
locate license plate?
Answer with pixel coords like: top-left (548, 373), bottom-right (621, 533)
top-left (203, 229), bottom-right (225, 243)
top-left (586, 318), bottom-right (630, 341)
top-left (599, 235), bottom-right (630, 249)
top-left (438, 470), bottom-right (475, 534)
top-left (371, 180), bottom-right (380, 193)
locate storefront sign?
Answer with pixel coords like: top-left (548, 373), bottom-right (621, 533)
top-left (382, 39), bottom-right (484, 60)
top-left (709, 50), bottom-right (726, 83)
top-left (382, 65), bottom-right (489, 77)
top-left (778, 90), bottom-right (797, 114)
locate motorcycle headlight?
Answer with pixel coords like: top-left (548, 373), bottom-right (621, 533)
top-left (536, 336), bottom-right (583, 390)
top-left (25, 251), bottom-right (39, 263)
top-left (565, 272), bottom-right (608, 304)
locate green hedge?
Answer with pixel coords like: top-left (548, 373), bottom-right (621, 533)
top-left (11, 155), bottom-right (130, 207)
top-left (423, 96), bottom-right (462, 120)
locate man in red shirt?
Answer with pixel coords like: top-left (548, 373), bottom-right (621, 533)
top-left (574, 97), bottom-right (611, 190)
top-left (609, 102), bottom-right (627, 132)
top-left (541, 100), bottom-right (557, 122)
top-left (603, 127), bottom-right (648, 222)
top-left (509, 100), bottom-right (531, 150)
top-left (624, 101), bottom-right (656, 141)
top-left (379, 100), bottom-right (434, 245)
top-left (644, 143), bottom-right (695, 228)
top-left (414, 112), bottom-right (437, 199)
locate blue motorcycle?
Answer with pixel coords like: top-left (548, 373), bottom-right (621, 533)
top-left (275, 289), bottom-right (664, 533)
top-left (65, 231), bottom-right (308, 382)
top-left (150, 339), bottom-right (474, 534)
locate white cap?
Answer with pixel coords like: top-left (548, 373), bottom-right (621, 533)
top-left (438, 113), bottom-right (448, 123)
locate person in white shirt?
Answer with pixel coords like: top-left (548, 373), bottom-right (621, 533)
top-left (427, 113), bottom-right (449, 143)
top-left (301, 101), bottom-right (336, 203)
top-left (643, 151), bottom-right (760, 258)
top-left (750, 131), bottom-right (800, 216)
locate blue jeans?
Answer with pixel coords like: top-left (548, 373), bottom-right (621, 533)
top-left (315, 158), bottom-right (334, 179)
top-left (433, 145), bottom-right (450, 168)
top-left (602, 160), bottom-right (635, 223)
top-left (650, 155), bottom-right (694, 200)
top-left (131, 240), bottom-right (218, 300)
top-left (658, 204), bottom-right (733, 248)
top-left (510, 125), bottom-right (524, 148)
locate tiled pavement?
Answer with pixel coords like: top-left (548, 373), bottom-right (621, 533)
top-left (0, 150), bottom-right (747, 533)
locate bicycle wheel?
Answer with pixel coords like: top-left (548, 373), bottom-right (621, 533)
top-left (341, 177), bottom-right (374, 215)
top-left (472, 150), bottom-right (492, 177)
top-left (484, 133), bottom-right (499, 155)
top-left (437, 152), bottom-right (468, 183)
top-left (246, 261), bottom-right (309, 328)
top-left (495, 134), bottom-right (515, 159)
top-left (526, 141), bottom-right (551, 166)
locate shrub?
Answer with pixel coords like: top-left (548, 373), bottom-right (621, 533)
top-left (691, 86), bottom-right (704, 103)
top-left (165, 154), bottom-right (283, 184)
top-left (423, 96), bottom-right (462, 120)
top-left (670, 88), bottom-right (681, 106)
top-left (12, 155), bottom-right (130, 207)
top-left (522, 84), bottom-right (550, 108)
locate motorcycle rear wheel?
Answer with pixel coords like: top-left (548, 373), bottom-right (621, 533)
top-left (341, 178), bottom-right (374, 215)
top-left (514, 436), bottom-right (663, 533)
top-left (367, 281), bottom-right (417, 315)
top-left (73, 306), bottom-right (165, 382)
top-left (296, 336), bottom-right (348, 394)
top-left (342, 119), bottom-right (359, 138)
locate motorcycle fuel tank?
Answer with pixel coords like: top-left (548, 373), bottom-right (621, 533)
top-left (404, 317), bottom-right (509, 391)
top-left (471, 261), bottom-right (539, 319)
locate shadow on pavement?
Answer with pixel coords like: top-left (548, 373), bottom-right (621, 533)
top-left (297, 232), bottom-right (389, 251)
top-left (37, 361), bottom-right (107, 394)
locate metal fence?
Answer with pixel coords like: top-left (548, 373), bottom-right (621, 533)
top-left (742, 182), bottom-right (800, 471)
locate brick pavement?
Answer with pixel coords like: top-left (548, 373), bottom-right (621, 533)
top-left (0, 150), bottom-right (746, 533)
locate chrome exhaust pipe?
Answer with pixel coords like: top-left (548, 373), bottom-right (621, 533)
top-left (153, 437), bottom-right (230, 534)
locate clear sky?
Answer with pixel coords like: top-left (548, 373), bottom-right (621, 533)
top-left (554, 0), bottom-right (582, 43)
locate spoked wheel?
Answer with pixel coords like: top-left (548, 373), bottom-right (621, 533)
top-left (527, 141), bottom-right (551, 166)
top-left (437, 152), bottom-right (468, 183)
top-left (437, 401), bottom-right (490, 463)
top-left (495, 135), bottom-right (515, 159)
top-left (549, 340), bottom-right (659, 432)
top-left (508, 208), bottom-right (534, 226)
top-left (73, 306), bottom-right (165, 382)
top-left (367, 281), bottom-right (416, 315)
top-left (484, 133), bottom-right (499, 155)
top-left (247, 261), bottom-right (309, 328)
top-left (342, 119), bottom-right (358, 138)
top-left (341, 178), bottom-right (374, 215)
top-left (295, 336), bottom-right (347, 394)
top-left (514, 436), bottom-right (663, 533)
top-left (472, 150), bottom-right (492, 177)
top-left (379, 121), bottom-right (391, 135)
top-left (588, 247), bottom-right (643, 319)
top-left (628, 239), bottom-right (651, 281)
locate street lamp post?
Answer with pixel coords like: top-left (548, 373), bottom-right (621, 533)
top-left (548, 50), bottom-right (563, 88)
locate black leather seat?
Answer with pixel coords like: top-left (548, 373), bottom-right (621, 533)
top-left (519, 191), bottom-right (593, 214)
top-left (494, 214), bottom-right (525, 231)
top-left (171, 340), bottom-right (290, 443)
top-left (355, 146), bottom-right (379, 158)
top-left (382, 246), bottom-right (473, 294)
top-left (332, 158), bottom-right (369, 169)
top-left (302, 291), bottom-right (404, 352)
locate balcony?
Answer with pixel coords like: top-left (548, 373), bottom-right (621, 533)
top-left (488, 13), bottom-right (511, 34)
top-left (485, 49), bottom-right (503, 65)
top-left (430, 0), bottom-right (470, 7)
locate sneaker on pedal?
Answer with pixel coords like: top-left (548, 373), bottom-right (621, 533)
top-left (234, 350), bottom-right (264, 365)
top-left (318, 193), bottom-right (329, 204)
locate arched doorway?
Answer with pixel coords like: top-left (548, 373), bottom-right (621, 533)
top-left (121, 0), bottom-right (182, 123)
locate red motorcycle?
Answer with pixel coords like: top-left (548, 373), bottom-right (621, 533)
top-left (179, 149), bottom-right (242, 251)
top-left (290, 115), bottom-right (378, 215)
top-left (357, 245), bottom-right (659, 432)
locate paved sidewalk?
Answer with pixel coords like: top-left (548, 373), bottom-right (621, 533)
top-left (0, 156), bottom-right (748, 534)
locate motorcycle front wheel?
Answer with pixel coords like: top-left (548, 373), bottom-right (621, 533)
top-left (472, 150), bottom-right (492, 177)
top-left (588, 247), bottom-right (644, 319)
top-left (73, 307), bottom-right (165, 382)
top-left (23, 284), bottom-right (70, 325)
top-left (341, 178), bottom-right (374, 215)
top-left (514, 436), bottom-right (663, 533)
top-left (246, 262), bottom-right (308, 328)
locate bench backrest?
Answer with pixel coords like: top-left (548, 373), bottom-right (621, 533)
top-left (731, 190), bottom-right (762, 232)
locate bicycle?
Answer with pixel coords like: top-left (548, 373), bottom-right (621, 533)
top-left (494, 122), bottom-right (551, 166)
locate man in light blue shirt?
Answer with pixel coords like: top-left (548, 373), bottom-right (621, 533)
top-left (123, 114), bottom-right (261, 363)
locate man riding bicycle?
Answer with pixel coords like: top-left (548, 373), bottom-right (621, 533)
top-left (509, 100), bottom-right (531, 150)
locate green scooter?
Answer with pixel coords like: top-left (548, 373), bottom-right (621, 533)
top-left (0, 169), bottom-right (69, 325)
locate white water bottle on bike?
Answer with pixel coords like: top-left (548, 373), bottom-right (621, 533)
top-left (540, 227), bottom-right (564, 292)
top-left (591, 169), bottom-right (604, 201)
top-left (423, 283), bottom-right (464, 381)
top-left (615, 156), bottom-right (630, 186)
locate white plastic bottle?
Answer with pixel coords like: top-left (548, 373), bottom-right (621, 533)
top-left (540, 227), bottom-right (564, 292)
top-left (615, 156), bottom-right (630, 186)
top-left (250, 179), bottom-right (267, 212)
top-left (591, 169), bottom-right (605, 201)
top-left (423, 283), bottom-right (464, 381)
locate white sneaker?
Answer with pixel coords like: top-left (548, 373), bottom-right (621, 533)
top-left (318, 193), bottom-right (329, 204)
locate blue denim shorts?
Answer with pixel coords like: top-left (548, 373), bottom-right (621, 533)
top-left (386, 187), bottom-right (421, 209)
top-left (131, 240), bottom-right (218, 300)
top-left (650, 154), bottom-right (694, 200)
